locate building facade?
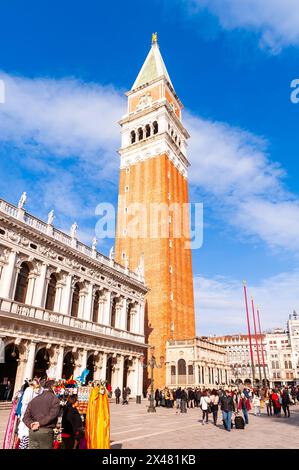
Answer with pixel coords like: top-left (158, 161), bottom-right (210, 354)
top-left (166, 337), bottom-right (231, 388)
top-left (213, 317), bottom-right (299, 387)
top-left (115, 35), bottom-right (196, 388)
top-left (264, 327), bottom-right (296, 387)
top-left (288, 311), bottom-right (299, 385)
top-left (0, 197), bottom-right (147, 398)
top-left (212, 334), bottom-right (268, 385)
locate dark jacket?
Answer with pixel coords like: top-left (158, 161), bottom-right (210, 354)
top-left (181, 390), bottom-right (188, 402)
top-left (62, 403), bottom-right (83, 438)
top-left (176, 388), bottom-right (182, 399)
top-left (220, 394), bottom-right (235, 412)
top-left (115, 387), bottom-right (121, 398)
top-left (23, 389), bottom-right (60, 429)
top-left (281, 391), bottom-right (290, 406)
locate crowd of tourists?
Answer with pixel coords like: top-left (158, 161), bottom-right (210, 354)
top-left (153, 385), bottom-right (299, 431)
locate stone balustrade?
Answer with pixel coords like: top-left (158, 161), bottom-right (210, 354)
top-left (0, 297), bottom-right (144, 345)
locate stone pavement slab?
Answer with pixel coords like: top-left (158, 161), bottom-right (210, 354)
top-left (1, 401), bottom-right (299, 449)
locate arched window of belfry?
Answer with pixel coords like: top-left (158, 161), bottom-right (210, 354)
top-left (153, 121), bottom-right (158, 135)
top-left (145, 124), bottom-right (151, 138)
top-left (45, 273), bottom-right (57, 311)
top-left (130, 130), bottom-right (136, 144)
top-left (138, 127), bottom-right (143, 141)
top-left (71, 283), bottom-right (80, 318)
top-left (14, 262), bottom-right (30, 303)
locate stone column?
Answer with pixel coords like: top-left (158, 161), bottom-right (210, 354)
top-left (194, 363), bottom-right (200, 385)
top-left (78, 291), bottom-right (86, 319)
top-left (54, 285), bottom-right (63, 313)
top-left (97, 352), bottom-right (108, 381)
top-left (119, 298), bottom-right (127, 331)
top-left (61, 274), bottom-right (72, 315)
top-left (0, 250), bottom-right (17, 299)
top-left (136, 357), bottom-right (143, 397)
top-left (55, 346), bottom-right (65, 379)
top-left (102, 291), bottom-right (112, 325)
top-left (33, 263), bottom-right (48, 307)
top-left (25, 273), bottom-right (37, 305)
top-left (139, 302), bottom-right (145, 335)
top-left (98, 298), bottom-right (105, 324)
top-left (84, 283), bottom-right (94, 322)
top-left (23, 341), bottom-right (37, 381)
top-left (112, 355), bottom-right (124, 392)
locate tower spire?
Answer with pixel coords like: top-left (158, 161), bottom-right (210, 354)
top-left (131, 33), bottom-right (174, 91)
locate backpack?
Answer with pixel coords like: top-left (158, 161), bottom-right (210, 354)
top-left (235, 415), bottom-right (245, 430)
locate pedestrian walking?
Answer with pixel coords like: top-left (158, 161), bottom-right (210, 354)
top-left (199, 390), bottom-right (210, 425)
top-left (114, 386), bottom-right (121, 405)
top-left (271, 389), bottom-right (281, 417)
top-left (252, 393), bottom-right (261, 416)
top-left (237, 392), bottom-right (251, 425)
top-left (180, 388), bottom-right (188, 413)
top-left (209, 389), bottom-right (219, 426)
top-left (175, 387), bottom-right (182, 414)
top-left (281, 388), bottom-right (291, 418)
top-left (219, 389), bottom-right (235, 432)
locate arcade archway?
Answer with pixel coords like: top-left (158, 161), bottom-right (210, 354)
top-left (0, 344), bottom-right (19, 400)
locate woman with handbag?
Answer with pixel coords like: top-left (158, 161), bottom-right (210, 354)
top-left (199, 390), bottom-right (210, 425)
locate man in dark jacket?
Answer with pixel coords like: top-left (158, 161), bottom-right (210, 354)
top-left (115, 386), bottom-right (121, 404)
top-left (281, 388), bottom-right (291, 417)
top-left (155, 388), bottom-right (160, 407)
top-left (23, 379), bottom-right (60, 449)
top-left (219, 389), bottom-right (235, 432)
top-left (180, 388), bottom-right (188, 414)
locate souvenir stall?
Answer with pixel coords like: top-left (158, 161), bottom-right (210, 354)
top-left (2, 370), bottom-right (111, 450)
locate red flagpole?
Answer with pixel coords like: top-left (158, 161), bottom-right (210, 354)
top-left (243, 282), bottom-right (255, 383)
top-left (251, 296), bottom-right (262, 383)
top-left (257, 307), bottom-right (267, 381)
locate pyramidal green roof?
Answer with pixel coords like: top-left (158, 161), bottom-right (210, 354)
top-left (132, 41), bottom-right (174, 91)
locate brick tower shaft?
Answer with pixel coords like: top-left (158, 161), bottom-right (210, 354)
top-left (115, 35), bottom-right (196, 388)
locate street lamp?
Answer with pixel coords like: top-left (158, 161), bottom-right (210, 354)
top-left (140, 346), bottom-right (164, 413)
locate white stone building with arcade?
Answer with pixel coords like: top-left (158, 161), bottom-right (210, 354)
top-left (0, 196), bottom-right (147, 399)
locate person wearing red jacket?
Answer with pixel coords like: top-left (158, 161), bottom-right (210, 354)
top-left (238, 393), bottom-right (251, 425)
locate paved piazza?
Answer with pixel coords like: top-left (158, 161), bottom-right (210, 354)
top-left (1, 401), bottom-right (299, 449)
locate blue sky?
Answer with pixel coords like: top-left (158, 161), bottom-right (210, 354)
top-left (0, 0), bottom-right (299, 334)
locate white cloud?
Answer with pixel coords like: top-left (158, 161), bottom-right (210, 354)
top-left (195, 271), bottom-right (299, 335)
top-left (0, 72), bottom-right (125, 169)
top-left (186, 0), bottom-right (299, 52)
top-left (185, 112), bottom-right (299, 253)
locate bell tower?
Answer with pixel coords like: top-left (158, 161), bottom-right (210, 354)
top-left (115, 34), bottom-right (196, 388)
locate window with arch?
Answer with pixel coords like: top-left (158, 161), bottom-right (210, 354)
top-left (178, 358), bottom-right (186, 375)
top-left (138, 127), bottom-right (143, 141)
top-left (71, 283), bottom-right (80, 318)
top-left (130, 130), bottom-right (136, 144)
top-left (45, 273), bottom-right (57, 311)
top-left (14, 262), bottom-right (30, 303)
top-left (153, 121), bottom-right (158, 135)
top-left (145, 124), bottom-right (151, 138)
